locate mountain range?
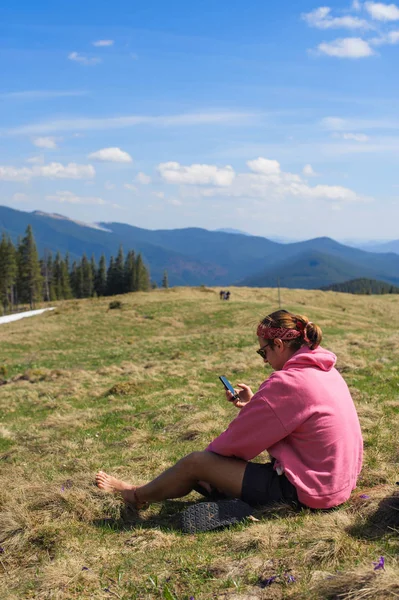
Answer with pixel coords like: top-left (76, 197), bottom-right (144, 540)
top-left (1, 205), bottom-right (398, 289)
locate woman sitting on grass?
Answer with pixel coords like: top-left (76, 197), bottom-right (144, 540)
top-left (96, 309), bottom-right (363, 510)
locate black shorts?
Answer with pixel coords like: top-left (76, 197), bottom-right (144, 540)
top-left (241, 462), bottom-right (300, 508)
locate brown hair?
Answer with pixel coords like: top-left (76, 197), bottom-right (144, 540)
top-left (260, 309), bottom-right (322, 351)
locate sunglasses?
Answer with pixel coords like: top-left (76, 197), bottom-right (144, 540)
top-left (256, 343), bottom-right (270, 359)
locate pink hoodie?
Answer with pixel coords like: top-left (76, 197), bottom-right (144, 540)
top-left (207, 346), bottom-right (363, 509)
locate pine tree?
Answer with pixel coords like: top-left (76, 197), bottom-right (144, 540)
top-left (48, 253), bottom-right (58, 301)
top-left (53, 252), bottom-right (64, 300)
top-left (76, 264), bottom-right (85, 298)
top-left (64, 252), bottom-right (70, 276)
top-left (135, 254), bottom-right (150, 292)
top-left (114, 246), bottom-right (125, 295)
top-left (95, 254), bottom-right (107, 296)
top-left (124, 250), bottom-right (136, 292)
top-left (60, 256), bottom-right (72, 299)
top-left (162, 270), bottom-right (169, 289)
top-left (17, 225), bottom-right (43, 309)
top-left (81, 254), bottom-right (93, 297)
top-left (41, 249), bottom-right (53, 302)
top-left (106, 256), bottom-right (116, 296)
top-left (70, 261), bottom-right (79, 297)
top-left (0, 235), bottom-right (17, 314)
top-left (90, 255), bottom-right (97, 295)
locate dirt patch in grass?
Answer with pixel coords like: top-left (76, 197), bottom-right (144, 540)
top-left (107, 381), bottom-right (139, 396)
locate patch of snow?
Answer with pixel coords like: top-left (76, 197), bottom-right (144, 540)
top-left (0, 307), bottom-right (56, 325)
top-left (32, 210), bottom-right (113, 233)
top-left (93, 223), bottom-right (113, 232)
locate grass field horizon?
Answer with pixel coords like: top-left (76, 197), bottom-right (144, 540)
top-left (1, 286), bottom-right (399, 599)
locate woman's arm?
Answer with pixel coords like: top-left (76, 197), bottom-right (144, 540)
top-left (206, 390), bottom-right (289, 461)
top-left (226, 383), bottom-right (254, 409)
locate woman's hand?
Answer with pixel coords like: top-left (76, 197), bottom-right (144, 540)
top-left (226, 383), bottom-right (254, 409)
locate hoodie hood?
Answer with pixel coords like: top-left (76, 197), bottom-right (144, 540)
top-left (283, 345), bottom-right (336, 372)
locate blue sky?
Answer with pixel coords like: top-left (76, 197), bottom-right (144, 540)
top-left (1, 0), bottom-right (399, 240)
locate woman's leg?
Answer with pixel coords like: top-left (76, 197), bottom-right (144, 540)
top-left (96, 451), bottom-right (247, 505)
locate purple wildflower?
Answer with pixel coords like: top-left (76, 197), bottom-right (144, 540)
top-left (61, 486), bottom-right (65, 492)
top-left (189, 597), bottom-right (195, 600)
top-left (81, 566), bottom-right (89, 571)
top-left (261, 575), bottom-right (278, 587)
top-left (0, 547), bottom-right (4, 554)
top-left (286, 574), bottom-right (296, 584)
top-left (373, 556), bottom-right (385, 571)
top-left (360, 495), bottom-right (370, 499)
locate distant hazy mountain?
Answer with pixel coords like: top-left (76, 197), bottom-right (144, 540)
top-left (0, 205), bottom-right (225, 286)
top-left (340, 239), bottom-right (399, 255)
top-left (361, 240), bottom-right (399, 254)
top-left (1, 205), bottom-right (399, 289)
top-left (237, 250), bottom-right (389, 289)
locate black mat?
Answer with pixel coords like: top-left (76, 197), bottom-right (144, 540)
top-left (180, 499), bottom-right (253, 533)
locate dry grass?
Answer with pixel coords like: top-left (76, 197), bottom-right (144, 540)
top-left (1, 287), bottom-right (399, 599)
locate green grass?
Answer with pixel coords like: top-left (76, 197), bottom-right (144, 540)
top-left (0, 287), bottom-right (399, 599)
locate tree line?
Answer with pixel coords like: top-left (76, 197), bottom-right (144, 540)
top-left (0, 225), bottom-right (152, 314)
top-left (320, 278), bottom-right (399, 295)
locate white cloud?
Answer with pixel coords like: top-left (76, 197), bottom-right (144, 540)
top-left (365, 1), bottom-right (399, 20)
top-left (303, 164), bottom-right (318, 176)
top-left (104, 181), bottom-right (115, 190)
top-left (370, 29), bottom-right (399, 43)
top-left (305, 4), bottom-right (399, 57)
top-left (247, 157), bottom-right (281, 175)
top-left (46, 191), bottom-right (107, 206)
top-left (307, 184), bottom-right (359, 201)
top-left (88, 147), bottom-right (132, 163)
top-left (173, 157), bottom-right (369, 205)
top-left (92, 40), bottom-right (114, 47)
top-left (336, 132), bottom-right (369, 141)
top-left (321, 117), bottom-right (347, 130)
top-left (158, 162), bottom-right (235, 186)
top-left (318, 37), bottom-right (375, 57)
top-left (302, 7), bottom-right (371, 29)
top-left (386, 28), bottom-right (399, 41)
top-left (68, 52), bottom-right (101, 66)
top-left (153, 191), bottom-right (165, 199)
top-left (135, 172), bottom-right (151, 185)
top-left (124, 183), bottom-right (138, 192)
top-left (32, 136), bottom-right (59, 149)
top-left (38, 163), bottom-right (95, 179)
top-left (9, 111), bottom-right (259, 136)
top-left (321, 115), bottom-right (399, 131)
top-left (0, 162), bottom-right (95, 182)
top-left (26, 155), bottom-right (44, 165)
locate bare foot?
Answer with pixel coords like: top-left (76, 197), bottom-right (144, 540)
top-left (95, 470), bottom-right (138, 505)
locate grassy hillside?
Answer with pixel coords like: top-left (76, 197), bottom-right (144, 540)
top-left (1, 288), bottom-right (399, 599)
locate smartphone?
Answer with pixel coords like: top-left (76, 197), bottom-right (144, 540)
top-left (219, 376), bottom-right (239, 399)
